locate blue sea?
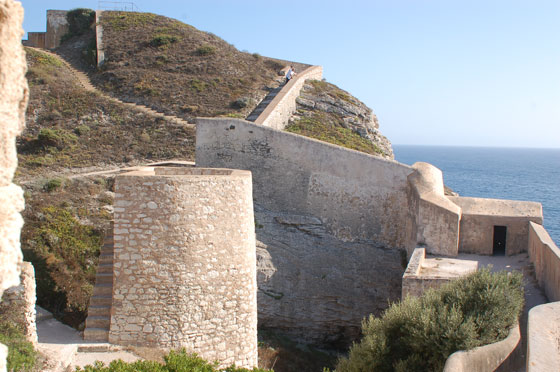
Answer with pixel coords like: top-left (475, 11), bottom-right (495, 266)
top-left (393, 145), bottom-right (560, 246)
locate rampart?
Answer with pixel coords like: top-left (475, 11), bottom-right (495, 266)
top-left (110, 167), bottom-right (257, 368)
top-left (45, 10), bottom-right (68, 49)
top-left (528, 221), bottom-right (560, 301)
top-left (254, 66), bottom-right (323, 130)
top-left (408, 162), bottom-right (461, 256)
top-left (0, 0), bottom-right (28, 368)
top-left (450, 197), bottom-right (543, 255)
top-left (526, 302), bottom-right (560, 372)
top-left (22, 32), bottom-right (45, 48)
top-left (196, 118), bottom-right (416, 248)
top-left (22, 10), bottom-right (68, 49)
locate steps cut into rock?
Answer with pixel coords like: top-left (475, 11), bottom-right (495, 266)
top-left (83, 222), bottom-right (114, 342)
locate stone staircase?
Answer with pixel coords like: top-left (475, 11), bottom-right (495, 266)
top-left (246, 86), bottom-right (283, 122)
top-left (26, 47), bottom-right (194, 128)
top-left (83, 223), bottom-right (114, 341)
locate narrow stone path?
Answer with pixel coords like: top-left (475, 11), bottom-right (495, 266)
top-left (36, 306), bottom-right (139, 372)
top-left (26, 47), bottom-right (194, 129)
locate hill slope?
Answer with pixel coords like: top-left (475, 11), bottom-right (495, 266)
top-left (87, 11), bottom-right (286, 122)
top-left (18, 47), bottom-right (196, 327)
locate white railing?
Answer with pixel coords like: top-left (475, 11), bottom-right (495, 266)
top-left (97, 1), bottom-right (140, 12)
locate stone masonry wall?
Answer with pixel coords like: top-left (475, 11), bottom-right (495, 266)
top-left (110, 167), bottom-right (257, 368)
top-left (0, 263), bottom-right (37, 344)
top-left (196, 118), bottom-right (416, 249)
top-left (450, 196), bottom-right (543, 256)
top-left (254, 66), bottom-right (323, 130)
top-left (0, 0), bottom-right (29, 370)
top-left (528, 222), bottom-right (560, 302)
top-left (46, 10), bottom-right (68, 49)
top-left (408, 163), bottom-right (461, 257)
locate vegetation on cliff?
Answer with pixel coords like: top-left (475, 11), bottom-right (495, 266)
top-left (0, 311), bottom-right (38, 372)
top-left (20, 47), bottom-right (194, 180)
top-left (287, 80), bottom-right (394, 159)
top-left (335, 269), bottom-right (524, 372)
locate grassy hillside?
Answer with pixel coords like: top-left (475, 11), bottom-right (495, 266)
top-left (89, 11), bottom-right (285, 122)
top-left (20, 47), bottom-right (195, 180)
top-left (17, 47), bottom-right (195, 327)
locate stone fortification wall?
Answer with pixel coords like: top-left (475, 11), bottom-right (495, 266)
top-left (196, 118), bottom-right (415, 248)
top-left (196, 118), bottom-right (414, 344)
top-left (450, 196), bottom-right (543, 255)
top-left (0, 263), bottom-right (37, 344)
top-left (45, 10), bottom-right (68, 49)
top-left (0, 0), bottom-right (29, 369)
top-left (528, 222), bottom-right (560, 301)
top-left (408, 162), bottom-right (461, 256)
top-left (22, 32), bottom-right (46, 48)
top-left (254, 66), bottom-right (323, 130)
top-left (110, 167), bottom-right (257, 368)
top-left (526, 302), bottom-right (560, 372)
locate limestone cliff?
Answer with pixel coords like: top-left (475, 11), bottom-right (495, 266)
top-left (287, 80), bottom-right (394, 159)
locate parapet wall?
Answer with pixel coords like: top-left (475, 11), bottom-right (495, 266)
top-left (526, 302), bottom-right (560, 372)
top-left (254, 66), bottom-right (323, 130)
top-left (22, 32), bottom-right (46, 48)
top-left (408, 162), bottom-right (461, 256)
top-left (196, 118), bottom-right (416, 249)
top-left (110, 167), bottom-right (257, 368)
top-left (528, 221), bottom-right (560, 301)
top-left (451, 197), bottom-right (543, 255)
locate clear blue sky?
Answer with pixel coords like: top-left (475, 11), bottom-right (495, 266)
top-left (18, 0), bottom-right (560, 148)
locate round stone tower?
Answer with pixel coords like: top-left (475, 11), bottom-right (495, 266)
top-left (109, 167), bottom-right (257, 368)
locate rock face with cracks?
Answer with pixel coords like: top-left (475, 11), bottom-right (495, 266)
top-left (291, 80), bottom-right (394, 159)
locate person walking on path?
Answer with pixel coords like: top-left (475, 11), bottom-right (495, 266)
top-left (285, 66), bottom-right (296, 84)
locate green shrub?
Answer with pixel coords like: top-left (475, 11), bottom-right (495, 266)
top-left (336, 268), bottom-right (524, 372)
top-left (0, 317), bottom-right (37, 372)
top-left (37, 128), bottom-right (78, 150)
top-left (75, 348), bottom-right (271, 372)
top-left (23, 206), bottom-right (102, 325)
top-left (196, 45), bottom-right (216, 56)
top-left (62, 8), bottom-right (95, 42)
top-left (44, 178), bottom-right (63, 192)
top-left (150, 34), bottom-right (180, 47)
top-left (74, 125), bottom-right (91, 136)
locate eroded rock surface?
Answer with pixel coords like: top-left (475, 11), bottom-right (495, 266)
top-left (254, 204), bottom-right (404, 347)
top-left (291, 80), bottom-right (394, 159)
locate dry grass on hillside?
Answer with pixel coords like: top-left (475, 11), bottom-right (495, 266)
top-left (90, 12), bottom-right (286, 122)
top-left (19, 47), bottom-right (195, 181)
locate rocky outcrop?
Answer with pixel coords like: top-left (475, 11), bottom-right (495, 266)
top-left (291, 80), bottom-right (394, 159)
top-left (254, 204), bottom-right (404, 347)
